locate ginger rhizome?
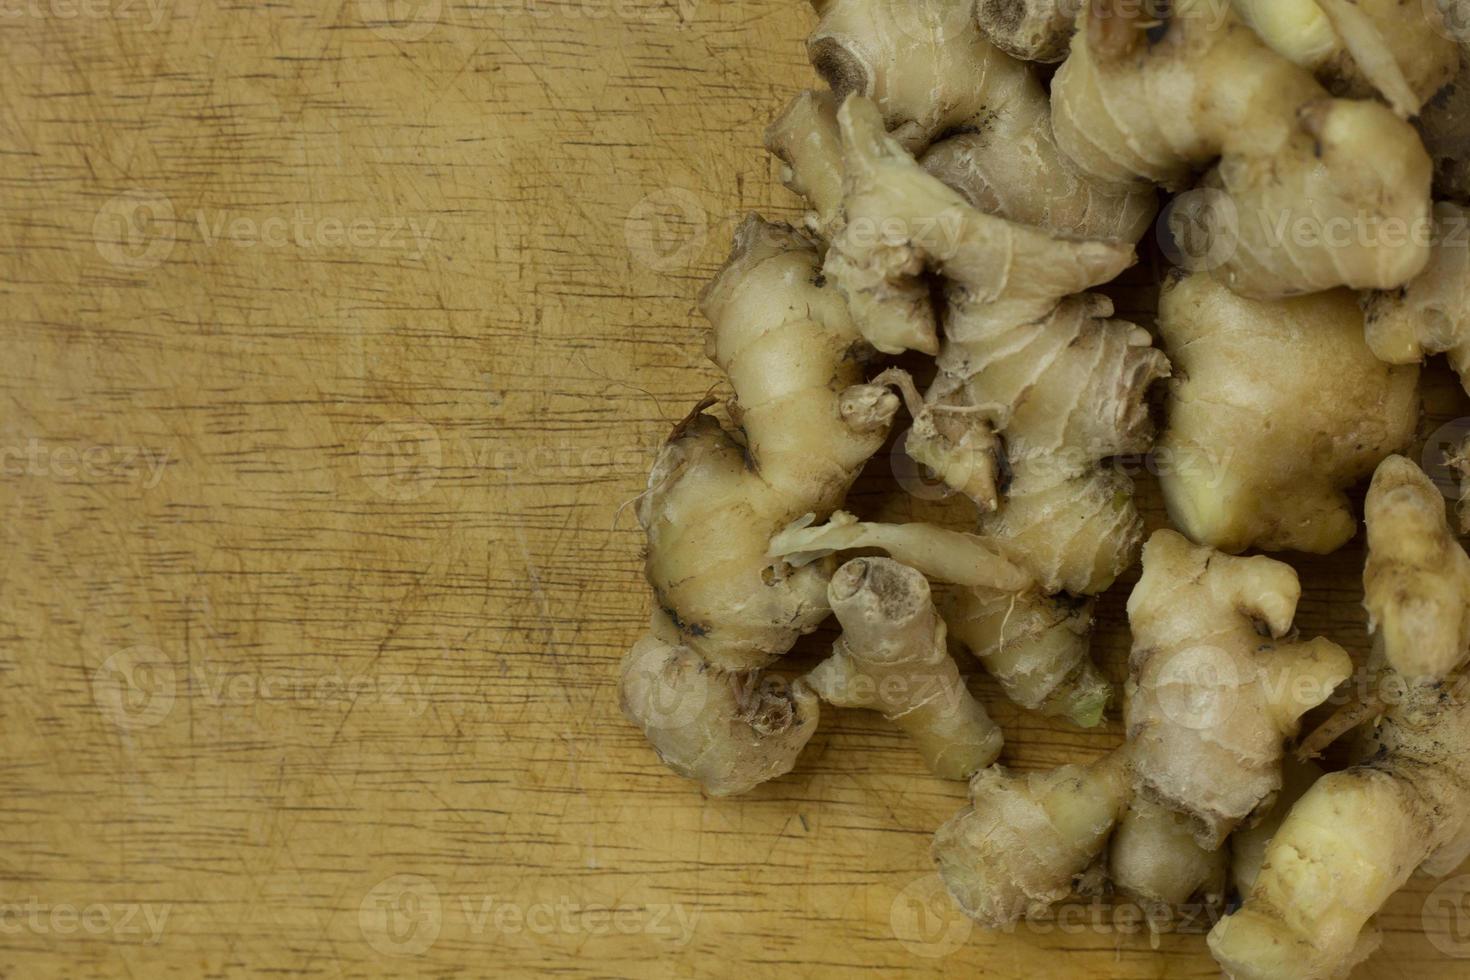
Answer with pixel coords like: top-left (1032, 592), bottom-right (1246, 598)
top-left (1363, 202), bottom-right (1470, 397)
top-left (1050, 0), bottom-right (1433, 296)
top-left (1108, 796), bottom-right (1228, 931)
top-left (1229, 0), bottom-right (1457, 117)
top-left (975, 0), bottom-right (1082, 63)
top-left (1363, 455), bottom-right (1470, 681)
top-left (1209, 672), bottom-right (1470, 979)
top-left (1208, 458), bottom-right (1470, 979)
top-left (769, 513), bottom-right (1112, 726)
top-left (934, 750), bottom-right (1132, 926)
top-left (820, 97), bottom-right (1168, 600)
top-left (1105, 531), bottom-right (1349, 929)
top-left (810, 557), bottom-right (1003, 778)
top-left (1156, 272), bottom-right (1419, 555)
top-left (1124, 531), bottom-right (1353, 848)
top-left (619, 217), bottom-right (899, 795)
top-left (1229, 756), bottom-right (1323, 899)
top-left (789, 0), bottom-right (1155, 242)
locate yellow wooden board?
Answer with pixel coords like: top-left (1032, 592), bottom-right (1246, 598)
top-left (2, 2), bottom-right (1468, 976)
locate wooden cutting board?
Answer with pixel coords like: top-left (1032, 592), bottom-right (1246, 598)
top-left (2, 2), bottom-right (1465, 976)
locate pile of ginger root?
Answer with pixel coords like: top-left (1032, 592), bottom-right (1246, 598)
top-left (619, 0), bottom-right (1470, 975)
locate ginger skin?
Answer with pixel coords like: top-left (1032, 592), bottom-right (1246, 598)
top-left (809, 558), bottom-right (1003, 778)
top-left (619, 217), bottom-right (899, 795)
top-left (1125, 531), bottom-right (1353, 849)
top-left (793, 0), bottom-right (1154, 241)
top-left (1363, 202), bottom-right (1470, 397)
top-left (975, 0), bottom-right (1082, 63)
top-left (768, 513), bottom-right (1112, 727)
top-left (1209, 675), bottom-right (1470, 980)
top-left (1209, 457), bottom-right (1470, 978)
top-left (1109, 796), bottom-right (1228, 932)
top-left (1230, 0), bottom-right (1457, 117)
top-left (934, 750), bottom-right (1132, 926)
top-left (1156, 271), bottom-right (1419, 555)
top-left (827, 97), bottom-right (1169, 597)
top-left (1051, 0), bottom-right (1433, 297)
top-left (1363, 455), bottom-right (1470, 682)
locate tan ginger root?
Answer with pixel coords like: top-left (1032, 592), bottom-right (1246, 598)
top-left (776, 0), bottom-right (1155, 242)
top-left (1363, 202), bottom-right (1470, 396)
top-left (1108, 796), bottom-right (1228, 931)
top-left (619, 216), bottom-right (900, 796)
top-left (820, 96), bottom-right (1135, 355)
top-left (1124, 530), bottom-right (1353, 849)
top-left (1230, 0), bottom-right (1457, 117)
top-left (1208, 672), bottom-right (1470, 979)
top-left (1051, 0), bottom-right (1433, 297)
top-left (975, 0), bottom-right (1083, 63)
top-left (769, 513), bottom-right (1112, 726)
top-left (934, 749), bottom-right (1132, 926)
top-left (1229, 756), bottom-right (1323, 898)
top-left (1363, 455), bottom-right (1470, 681)
top-left (809, 558), bottom-right (1003, 778)
top-left (824, 97), bottom-right (1168, 600)
top-left (1156, 271), bottom-right (1419, 555)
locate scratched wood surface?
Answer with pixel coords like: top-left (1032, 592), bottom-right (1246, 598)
top-left (2, 1), bottom-right (1468, 977)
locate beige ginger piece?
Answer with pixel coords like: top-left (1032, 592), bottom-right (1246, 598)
top-left (619, 217), bottom-right (900, 795)
top-left (1208, 673), bottom-right (1470, 979)
top-left (934, 749), bottom-right (1132, 926)
top-left (792, 0), bottom-right (1154, 241)
top-left (1363, 455), bottom-right (1470, 681)
top-left (1051, 0), bottom-right (1433, 297)
top-left (1229, 756), bottom-right (1323, 898)
top-left (1109, 796), bottom-right (1228, 932)
top-left (1230, 0), bottom-right (1457, 117)
top-left (974, 0), bottom-right (1082, 63)
top-left (808, 558), bottom-right (1003, 778)
top-left (1125, 530), bottom-right (1354, 849)
top-left (826, 97), bottom-right (1169, 598)
top-left (1157, 271), bottom-right (1419, 555)
top-left (769, 513), bottom-right (1112, 727)
top-left (1363, 202), bottom-right (1470, 397)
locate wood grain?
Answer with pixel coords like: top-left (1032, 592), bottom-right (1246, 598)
top-left (2, 1), bottom-right (1468, 976)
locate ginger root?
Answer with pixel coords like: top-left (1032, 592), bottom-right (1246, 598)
top-left (934, 749), bottom-right (1132, 926)
top-left (1108, 796), bottom-right (1228, 932)
top-left (975, 0), bottom-right (1082, 63)
top-left (1124, 530), bottom-right (1353, 848)
top-left (1364, 455), bottom-right (1470, 681)
top-left (769, 513), bottom-right (1112, 726)
top-left (793, 0), bottom-right (1154, 241)
top-left (1209, 674), bottom-right (1470, 979)
top-left (1229, 756), bottom-right (1323, 898)
top-left (826, 97), bottom-right (1168, 597)
top-left (1156, 271), bottom-right (1419, 554)
top-left (1363, 202), bottom-right (1470, 397)
top-left (809, 558), bottom-right (1003, 778)
top-left (1051, 0), bottom-right (1433, 297)
top-left (620, 217), bottom-right (899, 795)
top-left (1230, 0), bottom-right (1457, 117)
